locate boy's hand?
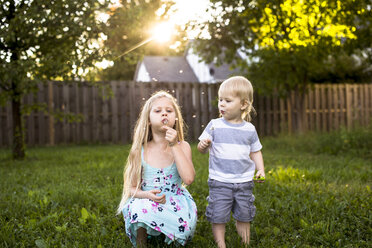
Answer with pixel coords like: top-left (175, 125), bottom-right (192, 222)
top-left (147, 189), bottom-right (166, 204)
top-left (198, 139), bottom-right (212, 150)
top-left (253, 170), bottom-right (266, 183)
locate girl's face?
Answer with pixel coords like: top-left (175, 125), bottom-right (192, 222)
top-left (149, 97), bottom-right (177, 129)
top-left (218, 92), bottom-right (246, 123)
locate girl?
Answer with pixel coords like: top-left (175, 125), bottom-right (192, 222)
top-left (118, 90), bottom-right (197, 247)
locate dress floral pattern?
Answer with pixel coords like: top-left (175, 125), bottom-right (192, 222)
top-left (122, 148), bottom-right (197, 247)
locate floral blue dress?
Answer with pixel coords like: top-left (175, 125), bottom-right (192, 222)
top-left (122, 148), bottom-right (197, 247)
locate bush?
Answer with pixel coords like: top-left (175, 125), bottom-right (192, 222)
top-left (315, 125), bottom-right (372, 159)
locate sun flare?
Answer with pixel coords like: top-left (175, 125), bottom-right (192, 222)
top-left (151, 22), bottom-right (174, 43)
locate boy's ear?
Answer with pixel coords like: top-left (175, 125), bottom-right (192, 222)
top-left (241, 100), bottom-right (248, 111)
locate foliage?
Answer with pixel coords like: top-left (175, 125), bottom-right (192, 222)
top-left (191, 0), bottom-right (371, 96)
top-left (98, 0), bottom-right (185, 80)
top-left (1, 131), bottom-right (371, 247)
top-left (314, 124), bottom-right (372, 160)
top-left (0, 0), bottom-right (108, 86)
top-left (0, 0), bottom-right (109, 158)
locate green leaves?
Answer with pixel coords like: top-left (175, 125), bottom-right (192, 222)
top-left (191, 0), bottom-right (370, 96)
top-left (35, 239), bottom-right (48, 248)
top-left (79, 207), bottom-right (97, 224)
top-left (79, 207), bottom-right (90, 224)
top-left (1, 0), bottom-right (110, 158)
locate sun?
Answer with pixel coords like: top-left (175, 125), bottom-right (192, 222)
top-left (151, 22), bottom-right (174, 43)
top-left (154, 0), bottom-right (211, 40)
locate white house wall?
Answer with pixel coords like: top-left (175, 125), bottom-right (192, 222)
top-left (137, 62), bottom-right (151, 82)
top-left (186, 48), bottom-right (214, 83)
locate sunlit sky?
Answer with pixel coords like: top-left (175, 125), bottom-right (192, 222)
top-left (101, 0), bottom-right (211, 39)
top-left (168, 0), bottom-right (210, 26)
top-left (150, 0), bottom-right (211, 48)
top-left (96, 0), bottom-right (211, 69)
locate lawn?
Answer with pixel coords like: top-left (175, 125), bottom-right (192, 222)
top-left (0, 129), bottom-right (371, 247)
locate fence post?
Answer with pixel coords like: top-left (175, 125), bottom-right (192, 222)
top-left (48, 81), bottom-right (55, 146)
top-left (345, 84), bottom-right (352, 130)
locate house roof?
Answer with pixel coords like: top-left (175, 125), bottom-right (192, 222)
top-left (207, 62), bottom-right (240, 82)
top-left (134, 56), bottom-right (199, 82)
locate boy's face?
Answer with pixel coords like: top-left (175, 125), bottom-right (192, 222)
top-left (218, 93), bottom-right (246, 123)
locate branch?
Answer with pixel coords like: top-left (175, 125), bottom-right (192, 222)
top-left (0, 81), bottom-right (11, 91)
top-left (0, 42), bottom-right (7, 51)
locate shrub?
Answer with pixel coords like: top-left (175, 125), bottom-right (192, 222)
top-left (315, 124), bottom-right (372, 159)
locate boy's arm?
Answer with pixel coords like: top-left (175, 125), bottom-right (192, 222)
top-left (250, 150), bottom-right (265, 177)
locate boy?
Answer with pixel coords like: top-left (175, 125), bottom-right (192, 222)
top-left (198, 76), bottom-right (265, 248)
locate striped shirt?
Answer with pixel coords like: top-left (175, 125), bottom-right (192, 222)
top-left (199, 117), bottom-right (262, 183)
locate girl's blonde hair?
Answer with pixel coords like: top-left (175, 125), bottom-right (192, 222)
top-left (218, 76), bottom-right (256, 122)
top-left (117, 90), bottom-right (185, 214)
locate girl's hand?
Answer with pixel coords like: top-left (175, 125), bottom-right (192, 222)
top-left (163, 126), bottom-right (178, 146)
top-left (146, 189), bottom-right (166, 204)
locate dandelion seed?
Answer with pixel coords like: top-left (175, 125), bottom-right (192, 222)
top-left (179, 70), bottom-right (183, 73)
top-left (192, 115), bottom-right (196, 118)
top-left (142, 97), bottom-right (146, 100)
top-left (201, 91), bottom-right (205, 95)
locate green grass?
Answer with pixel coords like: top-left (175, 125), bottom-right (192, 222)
top-left (0, 131), bottom-right (371, 247)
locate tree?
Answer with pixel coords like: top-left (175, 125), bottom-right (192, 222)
top-left (191, 0), bottom-right (371, 131)
top-left (0, 0), bottom-right (108, 159)
top-left (99, 0), bottom-right (182, 80)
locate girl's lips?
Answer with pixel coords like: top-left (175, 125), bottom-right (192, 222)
top-left (220, 110), bottom-right (225, 115)
top-left (162, 119), bottom-right (168, 125)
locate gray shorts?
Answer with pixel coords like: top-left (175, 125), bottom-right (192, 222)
top-left (206, 179), bottom-right (256, 223)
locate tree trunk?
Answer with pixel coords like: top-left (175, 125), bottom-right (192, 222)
top-left (11, 97), bottom-right (25, 159)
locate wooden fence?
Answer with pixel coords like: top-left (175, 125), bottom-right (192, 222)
top-left (1, 81), bottom-right (371, 146)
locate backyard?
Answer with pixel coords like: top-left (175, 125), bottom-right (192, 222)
top-left (0, 127), bottom-right (371, 247)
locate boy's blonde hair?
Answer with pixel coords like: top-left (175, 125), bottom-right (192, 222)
top-left (117, 90), bottom-right (185, 214)
top-left (218, 76), bottom-right (256, 122)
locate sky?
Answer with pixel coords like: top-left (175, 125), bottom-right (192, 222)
top-left (100, 0), bottom-right (211, 39)
top-left (169, 0), bottom-right (210, 26)
top-left (96, 0), bottom-right (211, 69)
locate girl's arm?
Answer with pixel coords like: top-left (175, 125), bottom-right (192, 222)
top-left (171, 141), bottom-right (195, 185)
top-left (250, 150), bottom-right (265, 178)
